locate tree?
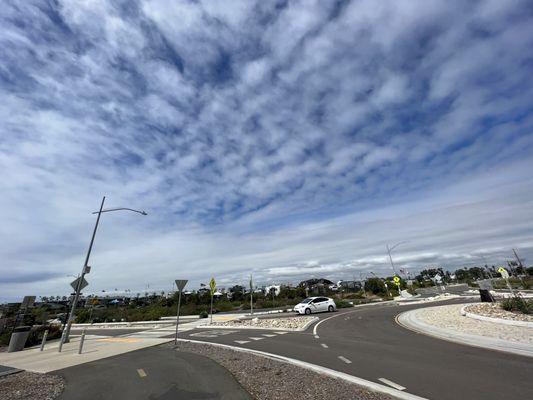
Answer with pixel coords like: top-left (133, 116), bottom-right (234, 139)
top-left (364, 278), bottom-right (386, 295)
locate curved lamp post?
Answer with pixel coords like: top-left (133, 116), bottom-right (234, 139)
top-left (63, 196), bottom-right (147, 342)
top-left (386, 241), bottom-right (408, 276)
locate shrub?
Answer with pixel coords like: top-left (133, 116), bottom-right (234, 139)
top-left (335, 300), bottom-right (354, 309)
top-left (501, 297), bottom-right (532, 314)
top-left (199, 310), bottom-right (208, 318)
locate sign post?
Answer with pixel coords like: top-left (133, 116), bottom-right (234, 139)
top-left (498, 267), bottom-right (514, 297)
top-left (249, 274), bottom-right (254, 315)
top-left (174, 279), bottom-right (188, 345)
top-left (209, 278), bottom-right (216, 324)
top-left (393, 276), bottom-right (401, 292)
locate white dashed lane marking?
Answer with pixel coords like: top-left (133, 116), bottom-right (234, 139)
top-left (314, 335), bottom-right (320, 339)
top-left (338, 356), bottom-right (352, 364)
top-left (321, 343), bottom-right (329, 348)
top-left (274, 331), bottom-right (289, 335)
top-left (234, 340), bottom-right (250, 344)
top-left (378, 378), bottom-right (406, 391)
top-left (249, 337), bottom-right (264, 341)
top-left (262, 334), bottom-right (276, 337)
top-left (137, 369), bottom-right (147, 378)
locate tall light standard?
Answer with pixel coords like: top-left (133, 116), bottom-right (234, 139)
top-left (63, 196), bottom-right (147, 342)
top-left (386, 241), bottom-right (407, 276)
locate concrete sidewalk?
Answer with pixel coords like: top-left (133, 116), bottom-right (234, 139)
top-left (0, 335), bottom-right (172, 373)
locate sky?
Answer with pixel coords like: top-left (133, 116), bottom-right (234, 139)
top-left (1, 0), bottom-right (533, 302)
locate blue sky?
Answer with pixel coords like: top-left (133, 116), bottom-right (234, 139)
top-left (1, 0), bottom-right (533, 301)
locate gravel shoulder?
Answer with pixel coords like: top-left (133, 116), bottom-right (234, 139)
top-left (414, 303), bottom-right (532, 344)
top-left (0, 371), bottom-right (64, 400)
top-left (209, 316), bottom-right (316, 330)
top-left (177, 341), bottom-right (391, 400)
top-left (464, 303), bottom-right (532, 323)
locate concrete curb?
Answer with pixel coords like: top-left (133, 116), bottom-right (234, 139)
top-left (397, 309), bottom-right (533, 358)
top-left (178, 338), bottom-right (428, 400)
top-left (201, 317), bottom-right (319, 332)
top-left (461, 304), bottom-right (533, 328)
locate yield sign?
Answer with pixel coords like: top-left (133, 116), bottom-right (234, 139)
top-left (70, 277), bottom-right (89, 291)
top-left (175, 279), bottom-right (188, 292)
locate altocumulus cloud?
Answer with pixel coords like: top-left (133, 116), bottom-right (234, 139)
top-left (1, 0), bottom-right (533, 301)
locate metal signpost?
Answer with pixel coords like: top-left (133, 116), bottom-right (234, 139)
top-left (249, 275), bottom-right (254, 315)
top-left (209, 278), bottom-right (216, 324)
top-left (393, 276), bottom-right (401, 295)
top-left (174, 279), bottom-right (188, 345)
top-left (498, 267), bottom-right (515, 296)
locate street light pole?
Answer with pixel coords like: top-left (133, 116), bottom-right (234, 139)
top-left (63, 196), bottom-right (105, 343)
top-left (63, 197), bottom-right (147, 343)
top-left (386, 241), bottom-right (407, 276)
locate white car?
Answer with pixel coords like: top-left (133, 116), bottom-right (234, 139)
top-left (293, 297), bottom-right (337, 314)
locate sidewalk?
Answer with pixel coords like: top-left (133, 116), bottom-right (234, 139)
top-left (397, 304), bottom-right (533, 357)
top-left (0, 335), bottom-right (171, 373)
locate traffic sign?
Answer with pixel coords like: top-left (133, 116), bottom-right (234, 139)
top-left (393, 276), bottom-right (400, 284)
top-left (498, 267), bottom-right (509, 279)
top-left (209, 277), bottom-right (216, 295)
top-left (175, 279), bottom-right (188, 292)
top-left (70, 277), bottom-right (89, 291)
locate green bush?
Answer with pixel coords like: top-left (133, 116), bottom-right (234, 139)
top-left (199, 310), bottom-right (208, 318)
top-left (501, 297), bottom-right (532, 314)
top-left (335, 300), bottom-right (354, 308)
top-left (25, 325), bottom-right (62, 347)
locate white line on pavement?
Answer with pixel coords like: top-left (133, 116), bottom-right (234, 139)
top-left (234, 340), bottom-right (250, 344)
top-left (137, 369), bottom-right (147, 378)
top-left (262, 334), bottom-right (276, 337)
top-left (314, 335), bottom-right (319, 339)
top-left (321, 343), bottom-right (329, 348)
top-left (249, 337), bottom-right (264, 341)
top-left (379, 378), bottom-right (406, 391)
top-left (338, 356), bottom-right (352, 364)
top-left (180, 338), bottom-right (428, 400)
top-left (274, 331), bottom-right (288, 335)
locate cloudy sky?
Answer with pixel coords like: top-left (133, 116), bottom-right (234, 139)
top-left (1, 0), bottom-right (533, 301)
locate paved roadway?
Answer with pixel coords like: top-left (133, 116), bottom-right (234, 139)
top-left (57, 344), bottom-right (251, 400)
top-left (178, 300), bottom-right (533, 400)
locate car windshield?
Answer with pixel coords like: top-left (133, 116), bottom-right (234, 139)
top-left (301, 298), bottom-right (313, 303)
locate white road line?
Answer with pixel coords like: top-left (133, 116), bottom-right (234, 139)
top-left (321, 343), bottom-right (329, 348)
top-left (137, 369), bottom-right (147, 378)
top-left (262, 334), bottom-right (276, 337)
top-left (314, 335), bottom-right (320, 339)
top-left (249, 337), bottom-right (264, 341)
top-left (338, 356), bottom-right (352, 364)
top-left (378, 378), bottom-right (406, 391)
top-left (234, 340), bottom-right (250, 344)
top-left (274, 332), bottom-right (288, 335)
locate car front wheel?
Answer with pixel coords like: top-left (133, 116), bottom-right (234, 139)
top-left (305, 308), bottom-right (311, 315)
top-left (328, 305), bottom-right (334, 312)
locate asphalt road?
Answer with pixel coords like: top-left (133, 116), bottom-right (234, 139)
top-left (180, 300), bottom-right (533, 400)
top-left (57, 344), bottom-right (251, 400)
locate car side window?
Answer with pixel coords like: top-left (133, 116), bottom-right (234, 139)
top-left (311, 298), bottom-right (321, 303)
